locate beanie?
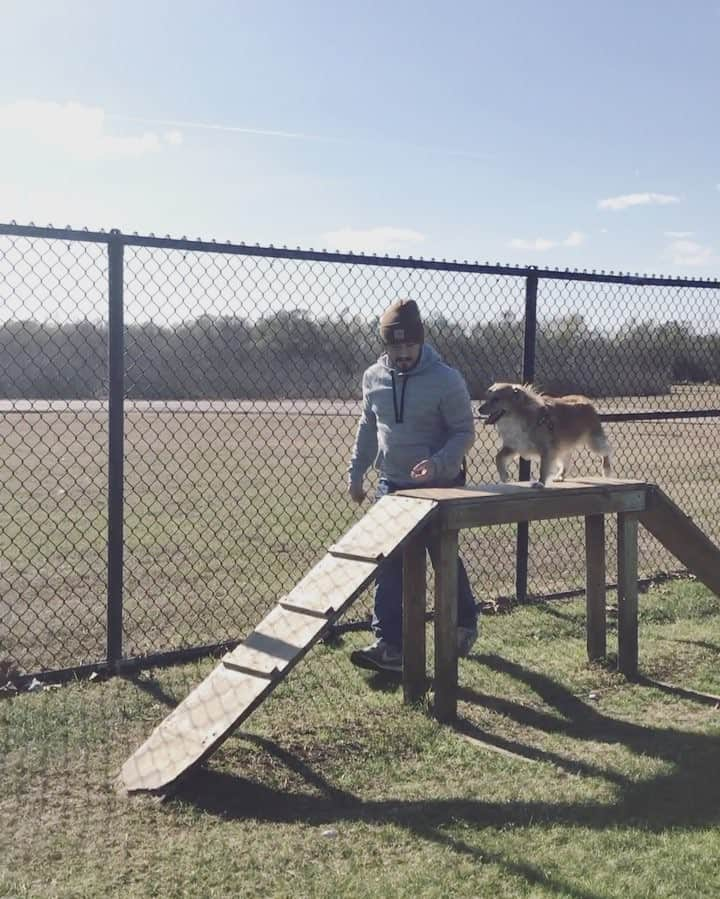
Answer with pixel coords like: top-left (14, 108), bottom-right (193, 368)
top-left (379, 299), bottom-right (425, 345)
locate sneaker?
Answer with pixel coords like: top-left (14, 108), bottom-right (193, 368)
top-left (350, 638), bottom-right (402, 673)
top-left (457, 625), bottom-right (478, 658)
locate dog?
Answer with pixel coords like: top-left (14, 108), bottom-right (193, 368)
top-left (477, 382), bottom-right (613, 487)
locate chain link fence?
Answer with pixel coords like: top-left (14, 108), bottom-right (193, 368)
top-left (1, 222), bottom-right (719, 684)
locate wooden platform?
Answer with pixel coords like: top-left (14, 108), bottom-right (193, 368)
top-left (395, 478), bottom-right (720, 721)
top-left (118, 477), bottom-right (720, 796)
top-left (394, 477), bottom-right (648, 527)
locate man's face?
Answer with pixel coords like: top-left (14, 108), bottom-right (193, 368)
top-left (384, 342), bottom-right (422, 372)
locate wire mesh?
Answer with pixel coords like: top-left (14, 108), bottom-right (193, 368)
top-left (120, 244), bottom-right (526, 660)
top-left (0, 233), bottom-right (108, 675)
top-left (0, 223), bottom-right (719, 682)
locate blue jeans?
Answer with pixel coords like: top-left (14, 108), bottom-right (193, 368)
top-left (372, 478), bottom-right (479, 648)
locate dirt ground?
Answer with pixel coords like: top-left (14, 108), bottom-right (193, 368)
top-left (1, 386), bottom-right (718, 674)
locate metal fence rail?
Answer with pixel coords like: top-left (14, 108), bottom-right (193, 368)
top-left (1, 221), bottom-right (719, 685)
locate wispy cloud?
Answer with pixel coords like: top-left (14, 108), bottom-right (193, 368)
top-left (664, 230), bottom-right (694, 239)
top-left (322, 226), bottom-right (426, 254)
top-left (509, 231), bottom-right (586, 252)
top-left (0, 100), bottom-right (181, 160)
top-left (667, 239), bottom-right (717, 267)
top-left (598, 192), bottom-right (680, 211)
top-left (111, 113), bottom-right (489, 160)
top-left (114, 113), bottom-right (325, 142)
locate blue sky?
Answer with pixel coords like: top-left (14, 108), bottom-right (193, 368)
top-left (1, 0), bottom-right (718, 277)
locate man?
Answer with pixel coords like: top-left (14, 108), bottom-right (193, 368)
top-left (347, 298), bottom-right (479, 673)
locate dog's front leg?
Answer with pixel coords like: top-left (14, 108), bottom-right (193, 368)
top-left (533, 452), bottom-right (555, 488)
top-left (496, 447), bottom-right (516, 483)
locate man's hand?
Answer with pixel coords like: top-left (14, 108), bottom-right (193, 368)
top-left (348, 482), bottom-right (367, 504)
top-left (410, 459), bottom-right (436, 482)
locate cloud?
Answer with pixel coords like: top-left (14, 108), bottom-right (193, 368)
top-left (322, 226), bottom-right (426, 254)
top-left (597, 192), bottom-right (680, 211)
top-left (0, 100), bottom-right (182, 160)
top-left (664, 231), bottom-right (694, 239)
top-left (113, 114), bottom-right (489, 160)
top-left (509, 231), bottom-right (586, 252)
top-left (163, 130), bottom-right (183, 146)
top-left (667, 239), bottom-right (716, 267)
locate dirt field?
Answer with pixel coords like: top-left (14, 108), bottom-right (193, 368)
top-left (1, 386), bottom-right (719, 675)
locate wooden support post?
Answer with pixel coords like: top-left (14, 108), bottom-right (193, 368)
top-left (433, 528), bottom-right (459, 723)
top-left (617, 511), bottom-right (639, 677)
top-left (584, 514), bottom-right (606, 661)
top-left (402, 533), bottom-right (427, 704)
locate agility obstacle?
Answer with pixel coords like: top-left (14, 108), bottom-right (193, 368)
top-left (119, 479), bottom-right (720, 796)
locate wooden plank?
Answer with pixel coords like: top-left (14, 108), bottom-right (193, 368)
top-left (396, 484), bottom-right (534, 502)
top-left (433, 528), bottom-right (459, 723)
top-left (639, 486), bottom-right (720, 596)
top-left (617, 511), bottom-right (639, 677)
top-left (402, 533), bottom-right (427, 705)
top-left (395, 478), bottom-right (647, 504)
top-left (119, 498), bottom-right (439, 796)
top-left (585, 514), bottom-right (607, 661)
top-left (222, 605), bottom-right (328, 678)
top-left (118, 665), bottom-right (271, 794)
top-left (280, 553), bottom-right (377, 617)
top-left (328, 495), bottom-right (437, 562)
top-left (440, 488), bottom-right (646, 530)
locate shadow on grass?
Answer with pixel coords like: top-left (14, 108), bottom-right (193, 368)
top-left (661, 636), bottom-right (720, 655)
top-left (168, 652), bottom-right (720, 898)
top-left (176, 764), bottom-right (605, 899)
top-left (531, 602), bottom-right (585, 625)
top-left (124, 674), bottom-right (184, 709)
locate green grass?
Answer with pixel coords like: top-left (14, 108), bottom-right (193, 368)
top-left (2, 579), bottom-right (720, 898)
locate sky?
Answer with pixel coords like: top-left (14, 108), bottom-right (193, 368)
top-left (0, 0), bottom-right (719, 280)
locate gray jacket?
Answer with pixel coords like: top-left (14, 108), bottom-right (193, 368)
top-left (348, 344), bottom-right (475, 489)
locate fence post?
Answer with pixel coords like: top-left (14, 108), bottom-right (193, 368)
top-left (107, 230), bottom-right (125, 670)
top-left (515, 271), bottom-right (538, 604)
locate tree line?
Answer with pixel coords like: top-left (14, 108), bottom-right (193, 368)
top-left (1, 311), bottom-right (717, 400)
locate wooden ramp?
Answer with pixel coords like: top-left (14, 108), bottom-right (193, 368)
top-left (640, 485), bottom-right (720, 596)
top-left (118, 494), bottom-right (437, 795)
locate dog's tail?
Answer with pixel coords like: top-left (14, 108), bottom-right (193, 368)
top-left (588, 421), bottom-right (613, 477)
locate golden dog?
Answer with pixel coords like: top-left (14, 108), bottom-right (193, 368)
top-left (478, 382), bottom-right (613, 487)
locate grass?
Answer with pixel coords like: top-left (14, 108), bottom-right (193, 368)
top-left (2, 578), bottom-right (720, 898)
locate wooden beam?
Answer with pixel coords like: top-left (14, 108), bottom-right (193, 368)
top-left (617, 511), bottom-right (639, 676)
top-left (441, 488), bottom-right (646, 530)
top-left (433, 528), bottom-right (459, 723)
top-left (402, 533), bottom-right (427, 705)
top-left (639, 486), bottom-right (720, 597)
top-left (585, 514), bottom-right (607, 661)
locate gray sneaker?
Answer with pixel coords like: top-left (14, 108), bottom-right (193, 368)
top-left (350, 638), bottom-right (402, 673)
top-left (457, 625), bottom-right (478, 657)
